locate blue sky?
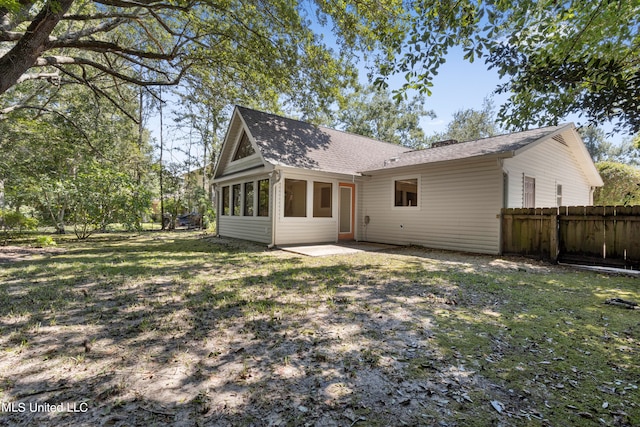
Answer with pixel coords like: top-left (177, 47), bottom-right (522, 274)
top-left (386, 47), bottom-right (508, 135)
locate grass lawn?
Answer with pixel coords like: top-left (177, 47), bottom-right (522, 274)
top-left (0, 232), bottom-right (638, 426)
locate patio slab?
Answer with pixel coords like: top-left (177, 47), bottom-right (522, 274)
top-left (279, 242), bottom-right (399, 257)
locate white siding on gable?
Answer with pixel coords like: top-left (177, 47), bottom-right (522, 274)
top-left (361, 159), bottom-right (503, 254)
top-left (215, 117), bottom-right (266, 178)
top-left (503, 135), bottom-right (593, 208)
top-left (221, 148), bottom-right (263, 176)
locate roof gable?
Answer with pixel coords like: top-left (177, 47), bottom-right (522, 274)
top-left (214, 109), bottom-right (267, 179)
top-left (235, 106), bottom-right (408, 175)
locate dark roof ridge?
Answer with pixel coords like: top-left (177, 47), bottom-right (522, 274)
top-left (410, 123), bottom-right (572, 153)
top-left (464, 123), bottom-right (570, 143)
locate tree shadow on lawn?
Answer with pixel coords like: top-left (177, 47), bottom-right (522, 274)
top-left (0, 237), bottom-right (638, 426)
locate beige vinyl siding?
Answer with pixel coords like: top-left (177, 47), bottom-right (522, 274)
top-left (504, 137), bottom-right (592, 208)
top-left (218, 216), bottom-right (272, 243)
top-left (361, 159), bottom-right (503, 254)
top-left (275, 217), bottom-right (338, 244)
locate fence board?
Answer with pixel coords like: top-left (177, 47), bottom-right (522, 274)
top-left (502, 206), bottom-right (640, 269)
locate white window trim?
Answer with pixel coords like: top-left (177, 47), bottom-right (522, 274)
top-left (523, 175), bottom-right (536, 208)
top-left (280, 176), bottom-right (339, 221)
top-left (391, 175), bottom-right (421, 210)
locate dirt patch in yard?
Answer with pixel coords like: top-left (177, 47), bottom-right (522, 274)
top-left (0, 245), bottom-right (66, 263)
top-left (0, 234), bottom-right (637, 426)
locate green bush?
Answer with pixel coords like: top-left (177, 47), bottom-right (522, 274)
top-left (1, 209), bottom-right (39, 243)
top-left (34, 235), bottom-right (56, 248)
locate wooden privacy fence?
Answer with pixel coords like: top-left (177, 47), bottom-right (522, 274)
top-left (501, 206), bottom-right (640, 269)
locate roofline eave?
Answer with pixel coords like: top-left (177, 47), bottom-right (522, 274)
top-left (360, 151), bottom-right (516, 175)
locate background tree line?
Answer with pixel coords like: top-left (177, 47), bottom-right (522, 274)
top-left (1, 0), bottom-right (638, 239)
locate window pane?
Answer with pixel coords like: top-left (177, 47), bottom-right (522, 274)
top-left (232, 132), bottom-right (255, 160)
top-left (222, 186), bottom-right (230, 215)
top-left (232, 184), bottom-right (241, 215)
top-left (244, 182), bottom-right (254, 216)
top-left (395, 179), bottom-right (418, 207)
top-left (258, 179), bottom-right (269, 217)
top-left (313, 181), bottom-right (332, 217)
top-left (524, 177), bottom-right (535, 208)
top-left (284, 179), bottom-right (307, 217)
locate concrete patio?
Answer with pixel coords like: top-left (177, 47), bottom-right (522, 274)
top-left (279, 241), bottom-right (399, 257)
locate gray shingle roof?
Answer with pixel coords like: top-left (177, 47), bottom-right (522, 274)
top-left (237, 106), bottom-right (570, 174)
top-left (365, 124), bottom-right (571, 172)
top-left (238, 106), bottom-right (408, 175)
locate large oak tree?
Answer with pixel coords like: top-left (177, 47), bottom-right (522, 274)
top-left (376, 0), bottom-right (640, 135)
top-left (1, 0), bottom-right (407, 116)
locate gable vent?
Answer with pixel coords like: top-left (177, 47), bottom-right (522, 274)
top-left (552, 134), bottom-right (568, 146)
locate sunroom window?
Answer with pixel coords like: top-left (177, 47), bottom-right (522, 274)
top-left (232, 184), bottom-right (241, 215)
top-left (284, 179), bottom-right (307, 217)
top-left (221, 186), bottom-right (230, 215)
top-left (258, 179), bottom-right (269, 216)
top-left (244, 182), bottom-right (254, 216)
top-left (313, 182), bottom-right (332, 217)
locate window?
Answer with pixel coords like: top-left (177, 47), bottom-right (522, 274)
top-left (284, 179), bottom-right (307, 217)
top-left (244, 182), bottom-right (254, 216)
top-left (556, 184), bottom-right (563, 207)
top-left (313, 182), bottom-right (332, 217)
top-left (258, 179), bottom-right (269, 217)
top-left (221, 186), bottom-right (230, 215)
top-left (232, 132), bottom-right (255, 161)
top-left (394, 178), bottom-right (418, 207)
top-left (523, 176), bottom-right (535, 208)
top-left (232, 184), bottom-right (241, 215)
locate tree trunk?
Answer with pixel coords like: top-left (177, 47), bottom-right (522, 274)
top-left (0, 0), bottom-right (75, 95)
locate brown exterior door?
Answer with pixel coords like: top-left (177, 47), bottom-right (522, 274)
top-left (338, 183), bottom-right (355, 240)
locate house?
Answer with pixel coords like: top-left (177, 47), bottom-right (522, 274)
top-left (213, 106), bottom-right (603, 254)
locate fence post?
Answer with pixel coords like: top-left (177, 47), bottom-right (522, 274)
top-left (549, 207), bottom-right (559, 262)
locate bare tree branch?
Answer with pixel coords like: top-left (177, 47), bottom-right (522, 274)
top-left (93, 0), bottom-right (193, 11)
top-left (16, 72), bottom-right (61, 84)
top-left (32, 55), bottom-right (188, 86)
top-left (48, 39), bottom-right (181, 60)
top-left (62, 12), bottom-right (147, 21)
top-left (55, 17), bottom-right (127, 43)
top-left (54, 65), bottom-right (140, 123)
top-left (0, 30), bottom-right (22, 41)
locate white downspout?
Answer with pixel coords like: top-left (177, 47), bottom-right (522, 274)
top-left (268, 170), bottom-right (282, 249)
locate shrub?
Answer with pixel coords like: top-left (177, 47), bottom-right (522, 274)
top-left (34, 235), bottom-right (56, 248)
top-left (0, 209), bottom-right (39, 243)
